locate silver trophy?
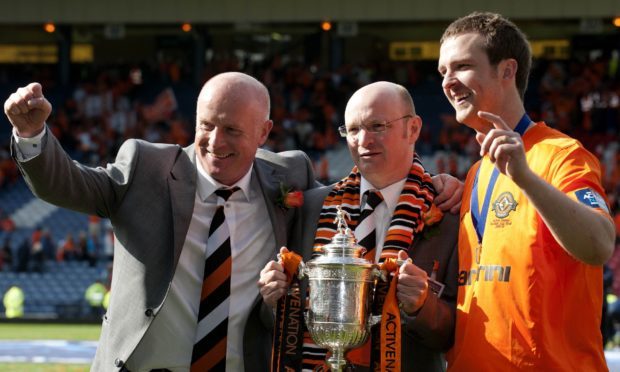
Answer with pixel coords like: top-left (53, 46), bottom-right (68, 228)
top-left (298, 206), bottom-right (384, 371)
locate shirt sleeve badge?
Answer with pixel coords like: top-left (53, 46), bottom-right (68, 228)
top-left (574, 188), bottom-right (610, 213)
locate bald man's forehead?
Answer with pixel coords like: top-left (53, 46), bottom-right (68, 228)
top-left (200, 83), bottom-right (262, 105)
top-left (347, 89), bottom-right (400, 112)
top-left (345, 100), bottom-right (384, 124)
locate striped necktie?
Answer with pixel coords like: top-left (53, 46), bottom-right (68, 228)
top-left (356, 190), bottom-right (383, 262)
top-left (191, 187), bottom-right (239, 371)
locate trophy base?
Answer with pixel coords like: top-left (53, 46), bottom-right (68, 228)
top-left (327, 351), bottom-right (347, 372)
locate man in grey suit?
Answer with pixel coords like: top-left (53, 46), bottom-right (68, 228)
top-left (259, 81), bottom-right (459, 371)
top-left (4, 72), bottom-right (317, 371)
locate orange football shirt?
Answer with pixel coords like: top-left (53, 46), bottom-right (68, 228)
top-left (447, 123), bottom-right (610, 371)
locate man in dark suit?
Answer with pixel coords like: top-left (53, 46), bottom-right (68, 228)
top-left (259, 81), bottom-right (459, 371)
top-left (4, 72), bottom-right (318, 371)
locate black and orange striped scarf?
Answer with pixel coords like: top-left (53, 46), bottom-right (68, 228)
top-left (302, 154), bottom-right (436, 371)
top-left (314, 153), bottom-right (435, 258)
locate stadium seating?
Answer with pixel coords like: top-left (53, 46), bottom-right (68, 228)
top-left (0, 260), bottom-right (107, 319)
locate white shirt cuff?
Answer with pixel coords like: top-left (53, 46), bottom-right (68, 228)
top-left (13, 126), bottom-right (46, 161)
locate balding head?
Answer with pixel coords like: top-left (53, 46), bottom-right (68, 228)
top-left (194, 72), bottom-right (273, 185)
top-left (343, 81), bottom-right (422, 189)
top-left (345, 81), bottom-right (415, 123)
top-left (199, 72), bottom-right (270, 121)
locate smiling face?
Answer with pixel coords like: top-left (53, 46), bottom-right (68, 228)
top-left (194, 73), bottom-right (272, 186)
top-left (438, 32), bottom-right (506, 132)
top-left (344, 82), bottom-right (421, 189)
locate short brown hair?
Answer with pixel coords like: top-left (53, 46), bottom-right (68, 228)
top-left (440, 12), bottom-right (532, 100)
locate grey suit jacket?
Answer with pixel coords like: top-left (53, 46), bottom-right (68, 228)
top-left (13, 131), bottom-right (317, 371)
top-left (293, 185), bottom-right (459, 372)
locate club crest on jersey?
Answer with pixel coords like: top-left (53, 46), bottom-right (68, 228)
top-left (491, 192), bottom-right (517, 219)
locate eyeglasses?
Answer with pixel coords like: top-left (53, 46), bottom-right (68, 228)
top-left (338, 115), bottom-right (412, 138)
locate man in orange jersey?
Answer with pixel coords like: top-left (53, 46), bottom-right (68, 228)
top-left (259, 81), bottom-right (461, 371)
top-left (437, 12), bottom-right (616, 370)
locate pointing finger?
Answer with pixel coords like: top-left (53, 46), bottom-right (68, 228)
top-left (478, 111), bottom-right (511, 131)
top-left (475, 132), bottom-right (486, 148)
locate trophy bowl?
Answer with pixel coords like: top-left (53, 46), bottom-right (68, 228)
top-left (299, 207), bottom-right (383, 371)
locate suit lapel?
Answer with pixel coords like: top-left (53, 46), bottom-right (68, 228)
top-left (168, 145), bottom-right (198, 265)
top-left (254, 157), bottom-right (287, 252)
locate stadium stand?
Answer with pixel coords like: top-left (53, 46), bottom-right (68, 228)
top-left (0, 260), bottom-right (108, 319)
top-left (0, 52), bottom-right (618, 322)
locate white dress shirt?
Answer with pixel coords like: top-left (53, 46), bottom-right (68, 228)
top-left (126, 160), bottom-right (274, 371)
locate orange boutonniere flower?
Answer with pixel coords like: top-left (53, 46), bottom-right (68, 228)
top-left (277, 183), bottom-right (304, 210)
top-left (421, 204), bottom-right (444, 239)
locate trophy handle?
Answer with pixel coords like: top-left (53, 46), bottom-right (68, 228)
top-left (297, 260), bottom-right (307, 280)
top-left (369, 314), bottom-right (382, 327)
top-left (276, 252), bottom-right (307, 280)
top-left (372, 267), bottom-right (387, 282)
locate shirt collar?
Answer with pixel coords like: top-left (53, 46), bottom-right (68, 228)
top-left (196, 158), bottom-right (253, 202)
top-left (360, 177), bottom-right (406, 212)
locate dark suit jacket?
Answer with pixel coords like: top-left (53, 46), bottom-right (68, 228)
top-left (12, 130), bottom-right (317, 371)
top-left (291, 185), bottom-right (459, 372)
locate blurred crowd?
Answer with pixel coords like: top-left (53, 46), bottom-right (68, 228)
top-left (0, 52), bottom-right (618, 279)
top-left (0, 215), bottom-right (114, 273)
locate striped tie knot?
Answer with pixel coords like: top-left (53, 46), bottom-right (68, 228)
top-left (364, 190), bottom-right (383, 211)
top-left (208, 187), bottom-right (239, 237)
top-left (214, 186), bottom-right (239, 202)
